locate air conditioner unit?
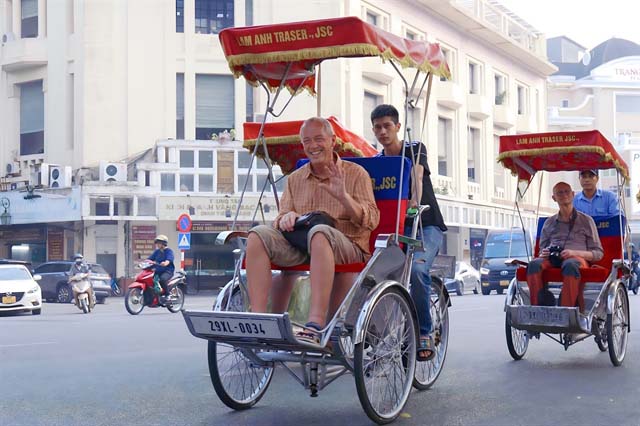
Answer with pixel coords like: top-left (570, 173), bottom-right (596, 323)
top-left (99, 161), bottom-right (127, 182)
top-left (5, 162), bottom-right (20, 176)
top-left (41, 163), bottom-right (72, 188)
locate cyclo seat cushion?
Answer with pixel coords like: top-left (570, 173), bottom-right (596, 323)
top-left (515, 215), bottom-right (625, 283)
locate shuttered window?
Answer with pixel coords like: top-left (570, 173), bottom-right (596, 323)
top-left (195, 74), bottom-right (234, 140)
top-left (21, 0), bottom-right (38, 38)
top-left (20, 80), bottom-right (44, 155)
top-left (176, 73), bottom-right (184, 139)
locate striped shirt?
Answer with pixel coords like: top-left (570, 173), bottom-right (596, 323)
top-left (276, 156), bottom-right (380, 256)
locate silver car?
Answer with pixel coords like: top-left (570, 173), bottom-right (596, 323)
top-left (444, 261), bottom-right (481, 296)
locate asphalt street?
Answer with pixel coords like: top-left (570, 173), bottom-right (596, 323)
top-left (1, 291), bottom-right (640, 426)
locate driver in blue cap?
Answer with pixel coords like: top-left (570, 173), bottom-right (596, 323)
top-left (573, 169), bottom-right (620, 216)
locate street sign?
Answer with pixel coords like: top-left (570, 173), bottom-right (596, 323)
top-left (178, 232), bottom-right (191, 250)
top-left (177, 213), bottom-right (192, 233)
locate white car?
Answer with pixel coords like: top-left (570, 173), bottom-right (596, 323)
top-left (0, 264), bottom-right (43, 315)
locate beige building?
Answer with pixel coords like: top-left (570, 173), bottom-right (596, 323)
top-left (0, 0), bottom-right (557, 282)
top-left (547, 36), bottom-right (640, 241)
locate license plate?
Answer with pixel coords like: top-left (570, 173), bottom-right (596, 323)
top-left (191, 315), bottom-right (282, 339)
top-left (2, 295), bottom-right (16, 304)
top-left (500, 280), bottom-right (510, 287)
top-left (519, 308), bottom-right (569, 325)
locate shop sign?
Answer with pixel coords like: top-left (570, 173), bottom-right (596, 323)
top-left (47, 228), bottom-right (65, 261)
top-left (0, 227), bottom-right (46, 242)
top-left (159, 195), bottom-right (277, 221)
top-left (190, 222), bottom-right (254, 232)
top-left (131, 225), bottom-right (156, 262)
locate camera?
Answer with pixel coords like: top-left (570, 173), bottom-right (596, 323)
top-left (547, 245), bottom-right (563, 267)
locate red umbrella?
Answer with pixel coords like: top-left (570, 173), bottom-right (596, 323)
top-left (243, 116), bottom-right (378, 174)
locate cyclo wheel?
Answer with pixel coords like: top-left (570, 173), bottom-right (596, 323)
top-left (354, 285), bottom-right (417, 425)
top-left (505, 286), bottom-right (529, 360)
top-left (606, 283), bottom-right (629, 366)
top-left (208, 285), bottom-right (274, 410)
top-left (413, 277), bottom-right (449, 390)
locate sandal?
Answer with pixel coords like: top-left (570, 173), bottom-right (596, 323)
top-left (417, 334), bottom-right (435, 362)
top-left (296, 322), bottom-right (322, 345)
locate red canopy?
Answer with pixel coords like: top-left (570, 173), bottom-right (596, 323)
top-left (243, 116), bottom-right (378, 174)
top-left (219, 16), bottom-right (451, 93)
top-left (498, 130), bottom-right (629, 181)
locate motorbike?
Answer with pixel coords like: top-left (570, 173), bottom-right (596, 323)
top-left (629, 258), bottom-right (640, 295)
top-left (68, 272), bottom-right (96, 314)
top-left (124, 260), bottom-right (186, 315)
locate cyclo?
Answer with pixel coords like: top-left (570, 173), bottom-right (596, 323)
top-left (181, 17), bottom-right (452, 424)
top-left (498, 130), bottom-right (631, 366)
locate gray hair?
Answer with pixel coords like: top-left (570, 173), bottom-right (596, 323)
top-left (299, 117), bottom-right (334, 139)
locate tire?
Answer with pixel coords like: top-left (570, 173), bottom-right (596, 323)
top-left (497, 288), bottom-right (504, 295)
top-left (595, 336), bottom-right (608, 352)
top-left (167, 287), bottom-right (185, 313)
top-left (481, 287), bottom-right (491, 296)
top-left (607, 284), bottom-right (629, 366)
top-left (208, 284), bottom-right (273, 410)
top-left (505, 291), bottom-right (529, 360)
top-left (414, 280), bottom-right (449, 390)
top-left (354, 286), bottom-right (417, 424)
top-left (96, 298), bottom-right (106, 305)
top-left (80, 298), bottom-right (89, 314)
top-left (56, 284), bottom-right (73, 304)
top-left (456, 281), bottom-right (463, 296)
top-left (124, 288), bottom-right (145, 315)
top-left (633, 286), bottom-right (638, 295)
top-left (32, 308), bottom-right (41, 315)
top-left (473, 280), bottom-right (480, 295)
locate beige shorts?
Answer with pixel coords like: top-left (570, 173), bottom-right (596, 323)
top-left (249, 224), bottom-right (366, 267)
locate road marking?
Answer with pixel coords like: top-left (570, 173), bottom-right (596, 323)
top-left (0, 341), bottom-right (57, 348)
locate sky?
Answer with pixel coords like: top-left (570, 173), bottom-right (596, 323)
top-left (498, 0), bottom-right (640, 50)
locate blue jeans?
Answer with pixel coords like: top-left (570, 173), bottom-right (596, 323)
top-left (407, 225), bottom-right (444, 336)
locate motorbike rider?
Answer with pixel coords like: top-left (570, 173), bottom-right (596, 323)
top-left (147, 235), bottom-right (175, 301)
top-left (70, 254), bottom-right (94, 307)
top-left (624, 243), bottom-right (640, 289)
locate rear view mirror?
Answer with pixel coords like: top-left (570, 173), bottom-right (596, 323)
top-left (33, 274), bottom-right (42, 281)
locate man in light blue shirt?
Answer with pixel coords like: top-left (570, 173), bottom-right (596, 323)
top-left (573, 169), bottom-right (620, 216)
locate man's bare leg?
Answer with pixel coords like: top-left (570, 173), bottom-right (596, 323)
top-left (307, 233), bottom-right (335, 327)
top-left (270, 272), bottom-right (300, 313)
top-left (246, 233), bottom-right (274, 313)
top-left (327, 272), bottom-right (357, 321)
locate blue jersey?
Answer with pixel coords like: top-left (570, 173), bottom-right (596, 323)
top-left (147, 248), bottom-right (175, 275)
top-left (573, 189), bottom-right (620, 216)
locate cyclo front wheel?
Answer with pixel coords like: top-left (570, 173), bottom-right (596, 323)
top-left (413, 277), bottom-right (449, 390)
top-left (208, 285), bottom-right (274, 410)
top-left (354, 285), bottom-right (417, 425)
top-left (607, 283), bottom-right (629, 366)
top-left (505, 286), bottom-right (529, 360)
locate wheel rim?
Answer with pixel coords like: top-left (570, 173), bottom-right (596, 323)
top-left (611, 287), bottom-right (628, 359)
top-left (507, 291), bottom-right (529, 357)
top-left (415, 286), bottom-right (449, 387)
top-left (359, 291), bottom-right (416, 420)
top-left (58, 286), bottom-right (70, 303)
top-left (168, 288), bottom-right (184, 311)
top-left (127, 289), bottom-right (144, 314)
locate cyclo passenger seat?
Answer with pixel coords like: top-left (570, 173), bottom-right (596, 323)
top-left (515, 214), bottom-right (626, 283)
top-left (267, 156), bottom-right (411, 273)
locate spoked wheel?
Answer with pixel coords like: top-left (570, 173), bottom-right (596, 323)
top-left (208, 285), bottom-right (274, 410)
top-left (414, 279), bottom-right (449, 390)
top-left (505, 290), bottom-right (529, 360)
top-left (124, 288), bottom-right (145, 315)
top-left (166, 287), bottom-right (185, 313)
top-left (354, 286), bottom-right (417, 425)
top-left (607, 284), bottom-right (629, 366)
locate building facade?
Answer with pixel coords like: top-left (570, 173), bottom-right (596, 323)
top-left (547, 36), bottom-right (640, 243)
top-left (0, 0), bottom-right (557, 281)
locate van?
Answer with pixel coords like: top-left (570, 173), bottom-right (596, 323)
top-left (479, 228), bottom-right (533, 295)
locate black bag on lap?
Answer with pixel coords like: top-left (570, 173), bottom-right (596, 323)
top-left (282, 211), bottom-right (336, 253)
top-left (537, 287), bottom-right (557, 306)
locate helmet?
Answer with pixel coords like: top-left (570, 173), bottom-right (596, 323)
top-left (154, 235), bottom-right (169, 246)
top-left (73, 253), bottom-right (84, 263)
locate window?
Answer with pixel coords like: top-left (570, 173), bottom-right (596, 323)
top-left (468, 61), bottom-right (481, 94)
top-left (21, 0), bottom-right (38, 38)
top-left (176, 0), bottom-right (184, 32)
top-left (161, 173), bottom-right (176, 191)
top-left (236, 150), bottom-right (284, 194)
top-left (493, 134), bottom-right (505, 192)
top-left (199, 175), bottom-right (214, 192)
top-left (616, 95), bottom-right (640, 113)
top-left (561, 99), bottom-right (569, 108)
top-left (517, 85), bottom-right (528, 115)
top-left (245, 0), bottom-right (253, 25)
top-left (405, 30), bottom-right (417, 40)
top-left (199, 151), bottom-right (214, 168)
top-left (195, 74), bottom-right (235, 140)
top-left (467, 127), bottom-right (480, 182)
top-left (195, 0), bottom-right (234, 34)
top-left (365, 11), bottom-right (378, 26)
top-left (438, 117), bottom-right (452, 177)
top-left (494, 73), bottom-right (507, 105)
top-left (176, 73), bottom-right (184, 139)
top-left (246, 84), bottom-right (254, 123)
top-left (138, 197), bottom-right (156, 216)
top-left (180, 150), bottom-right (194, 168)
top-left (617, 132), bottom-right (632, 145)
top-left (363, 91), bottom-right (382, 148)
top-left (20, 80), bottom-right (45, 156)
top-left (407, 107), bottom-right (422, 141)
top-left (440, 46), bottom-right (453, 82)
top-left (179, 174), bottom-right (194, 191)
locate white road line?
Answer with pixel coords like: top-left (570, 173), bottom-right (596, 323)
top-left (0, 341), bottom-right (57, 348)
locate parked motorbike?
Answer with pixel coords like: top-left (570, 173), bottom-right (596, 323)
top-left (124, 261), bottom-right (186, 315)
top-left (69, 272), bottom-right (96, 314)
